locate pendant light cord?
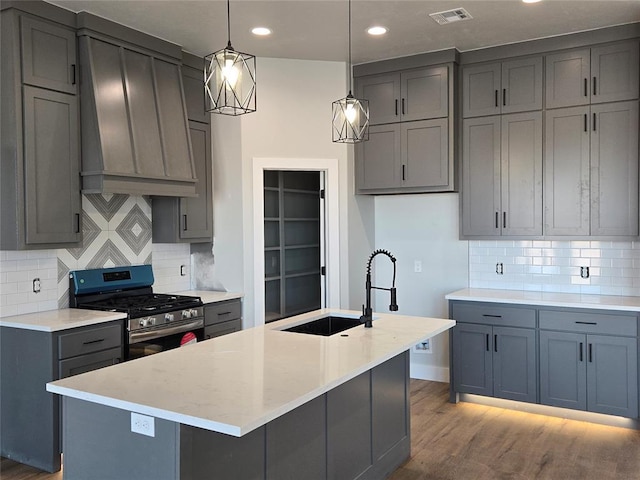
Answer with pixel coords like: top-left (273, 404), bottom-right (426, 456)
top-left (348, 0), bottom-right (353, 95)
top-left (226, 0), bottom-right (232, 49)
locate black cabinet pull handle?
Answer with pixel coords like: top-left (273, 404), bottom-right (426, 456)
top-left (575, 321), bottom-right (597, 325)
top-left (219, 311), bottom-right (232, 316)
top-left (75, 213), bottom-right (80, 233)
top-left (494, 334), bottom-right (498, 352)
top-left (401, 98), bottom-right (405, 115)
top-left (584, 114), bottom-right (587, 132)
top-left (495, 89), bottom-right (499, 107)
top-left (502, 88), bottom-right (506, 106)
top-left (593, 76), bottom-right (597, 96)
top-left (83, 338), bottom-right (105, 346)
top-left (584, 78), bottom-right (588, 97)
top-left (395, 99), bottom-right (398, 116)
top-left (182, 214), bottom-right (188, 231)
top-left (593, 113), bottom-right (596, 131)
top-left (503, 212), bottom-right (507, 229)
top-left (486, 333), bottom-right (489, 351)
top-left (71, 64), bottom-right (76, 85)
top-left (402, 164), bottom-right (406, 181)
top-left (589, 343), bottom-right (593, 363)
top-left (579, 342), bottom-right (583, 362)
top-left (482, 314), bottom-right (502, 318)
top-left (495, 212), bottom-right (499, 229)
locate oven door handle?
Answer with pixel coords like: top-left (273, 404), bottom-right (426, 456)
top-left (129, 319), bottom-right (204, 344)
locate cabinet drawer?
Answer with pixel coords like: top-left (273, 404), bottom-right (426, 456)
top-left (451, 302), bottom-right (536, 328)
top-left (58, 323), bottom-right (122, 360)
top-left (59, 347), bottom-right (122, 379)
top-left (204, 319), bottom-right (242, 339)
top-left (539, 310), bottom-right (637, 336)
top-left (205, 300), bottom-right (241, 326)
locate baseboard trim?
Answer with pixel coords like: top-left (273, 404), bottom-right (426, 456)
top-left (409, 364), bottom-right (449, 382)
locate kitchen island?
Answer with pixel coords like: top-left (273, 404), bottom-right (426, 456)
top-left (47, 309), bottom-right (455, 480)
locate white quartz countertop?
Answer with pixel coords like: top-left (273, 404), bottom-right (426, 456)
top-left (0, 309), bottom-right (126, 332)
top-left (47, 309), bottom-right (454, 437)
top-left (172, 290), bottom-right (243, 305)
top-left (446, 288), bottom-right (640, 312)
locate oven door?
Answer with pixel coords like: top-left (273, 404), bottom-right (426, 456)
top-left (127, 318), bottom-right (204, 360)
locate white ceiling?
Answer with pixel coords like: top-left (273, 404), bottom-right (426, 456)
top-left (49, 0), bottom-right (640, 64)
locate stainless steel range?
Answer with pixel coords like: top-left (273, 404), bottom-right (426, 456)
top-left (69, 265), bottom-right (204, 360)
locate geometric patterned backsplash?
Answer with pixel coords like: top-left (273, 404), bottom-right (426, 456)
top-left (56, 194), bottom-right (153, 308)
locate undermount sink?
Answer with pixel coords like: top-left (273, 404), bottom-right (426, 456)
top-left (282, 316), bottom-right (362, 336)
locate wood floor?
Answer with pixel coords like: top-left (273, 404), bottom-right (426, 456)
top-left (2, 380), bottom-right (640, 479)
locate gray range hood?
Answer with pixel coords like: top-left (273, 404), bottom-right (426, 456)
top-left (77, 13), bottom-right (197, 197)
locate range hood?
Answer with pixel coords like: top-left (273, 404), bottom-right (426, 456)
top-left (77, 13), bottom-right (197, 197)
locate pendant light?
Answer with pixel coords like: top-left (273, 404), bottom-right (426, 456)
top-left (204, 0), bottom-right (256, 115)
top-left (332, 0), bottom-right (369, 143)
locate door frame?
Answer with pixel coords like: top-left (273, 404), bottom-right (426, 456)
top-left (252, 157), bottom-right (341, 326)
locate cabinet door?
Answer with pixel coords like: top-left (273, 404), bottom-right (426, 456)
top-left (154, 59), bottom-right (195, 181)
top-left (539, 330), bottom-right (587, 411)
top-left (590, 101), bottom-right (639, 236)
top-left (591, 41), bottom-right (639, 105)
top-left (462, 62), bottom-right (501, 118)
top-left (544, 106), bottom-right (590, 236)
top-left (20, 16), bottom-right (76, 95)
top-left (402, 118), bottom-right (449, 189)
top-left (180, 121), bottom-right (212, 240)
top-left (356, 72), bottom-right (400, 125)
top-left (501, 57), bottom-right (542, 114)
top-left (400, 66), bottom-right (448, 121)
top-left (182, 64), bottom-right (208, 123)
top-left (501, 112), bottom-right (542, 236)
top-left (23, 86), bottom-right (81, 245)
top-left (355, 123), bottom-right (401, 191)
top-left (452, 323), bottom-right (493, 396)
top-left (58, 347), bottom-right (122, 379)
top-left (493, 327), bottom-right (537, 403)
top-left (204, 320), bottom-right (241, 340)
top-left (461, 116), bottom-right (501, 236)
top-left (545, 49), bottom-right (590, 109)
top-left (587, 335), bottom-right (639, 418)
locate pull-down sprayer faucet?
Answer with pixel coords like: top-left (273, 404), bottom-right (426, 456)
top-left (360, 249), bottom-right (398, 328)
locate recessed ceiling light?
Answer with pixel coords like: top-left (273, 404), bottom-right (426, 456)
top-left (252, 27), bottom-right (272, 36)
top-left (522, 0), bottom-right (542, 3)
top-left (367, 26), bottom-right (388, 36)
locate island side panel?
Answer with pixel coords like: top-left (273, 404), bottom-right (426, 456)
top-left (63, 397), bottom-right (180, 480)
top-left (0, 327), bottom-right (59, 472)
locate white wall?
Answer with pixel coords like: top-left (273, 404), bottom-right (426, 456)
top-left (203, 57), bottom-right (368, 327)
top-left (374, 193), bottom-right (469, 381)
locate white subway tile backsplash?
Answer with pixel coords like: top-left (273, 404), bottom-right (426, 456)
top-left (469, 240), bottom-right (640, 297)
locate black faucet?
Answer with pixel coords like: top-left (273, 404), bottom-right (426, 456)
top-left (360, 249), bottom-right (398, 328)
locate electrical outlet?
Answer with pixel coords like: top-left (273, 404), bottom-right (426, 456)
top-left (32, 278), bottom-right (41, 293)
top-left (413, 339), bottom-right (432, 354)
top-left (414, 260), bottom-right (422, 273)
top-left (131, 412), bottom-right (155, 437)
top-left (180, 265), bottom-right (187, 277)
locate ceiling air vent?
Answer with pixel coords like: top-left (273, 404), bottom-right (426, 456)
top-left (429, 7), bottom-right (473, 25)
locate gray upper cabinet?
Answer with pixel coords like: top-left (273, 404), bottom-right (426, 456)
top-left (20, 15), bottom-right (77, 95)
top-left (545, 101), bottom-right (639, 237)
top-left (462, 112), bottom-right (542, 237)
top-left (463, 56), bottom-right (542, 118)
top-left (1, 10), bottom-right (81, 249)
top-left (182, 63), bottom-right (208, 123)
top-left (357, 66), bottom-right (448, 125)
top-left (545, 41), bottom-right (639, 109)
top-left (356, 124), bottom-right (402, 190)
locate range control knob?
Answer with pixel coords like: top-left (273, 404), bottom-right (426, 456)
top-left (165, 313), bottom-right (175, 322)
top-left (182, 309), bottom-right (192, 319)
top-left (190, 308), bottom-right (200, 318)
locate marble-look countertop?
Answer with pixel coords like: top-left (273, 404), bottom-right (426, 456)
top-left (446, 288), bottom-right (640, 312)
top-left (47, 309), bottom-right (455, 436)
top-left (173, 290), bottom-right (243, 305)
top-left (0, 309), bottom-right (127, 332)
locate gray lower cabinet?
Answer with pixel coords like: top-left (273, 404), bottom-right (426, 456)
top-left (461, 111), bottom-right (542, 237)
top-left (0, 321), bottom-right (123, 472)
top-left (545, 40), bottom-right (639, 109)
top-left (462, 56), bottom-right (543, 118)
top-left (544, 101), bottom-right (639, 237)
top-left (1, 9), bottom-right (82, 249)
top-left (356, 118), bottom-right (450, 193)
top-left (204, 299), bottom-right (242, 339)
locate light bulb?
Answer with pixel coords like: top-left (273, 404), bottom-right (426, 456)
top-left (222, 58), bottom-right (240, 89)
top-left (345, 102), bottom-right (358, 124)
